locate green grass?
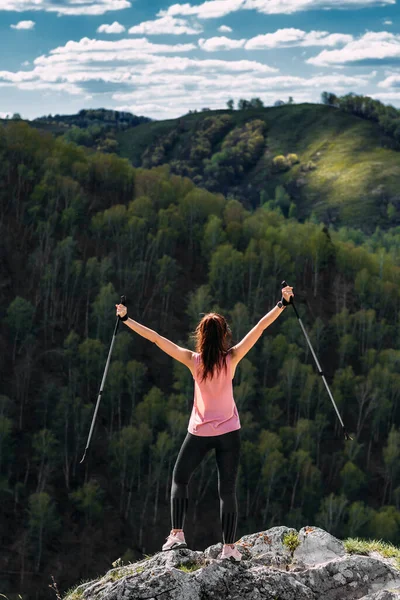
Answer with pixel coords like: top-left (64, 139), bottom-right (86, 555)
top-left (62, 579), bottom-right (92, 600)
top-left (283, 531), bottom-right (301, 555)
top-left (106, 565), bottom-right (144, 582)
top-left (344, 538), bottom-right (400, 569)
top-left (62, 588), bottom-right (84, 600)
top-left (176, 561), bottom-right (203, 573)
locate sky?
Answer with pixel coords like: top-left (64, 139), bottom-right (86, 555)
top-left (0, 0), bottom-right (399, 120)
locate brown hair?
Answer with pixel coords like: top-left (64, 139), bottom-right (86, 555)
top-left (194, 313), bottom-right (232, 381)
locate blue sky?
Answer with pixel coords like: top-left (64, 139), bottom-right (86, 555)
top-left (0, 0), bottom-right (399, 120)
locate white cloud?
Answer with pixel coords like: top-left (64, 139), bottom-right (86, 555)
top-left (0, 29), bottom-right (376, 121)
top-left (129, 15), bottom-right (202, 35)
top-left (384, 19), bottom-right (393, 24)
top-left (0, 0), bottom-right (131, 16)
top-left (37, 37), bottom-right (196, 63)
top-left (199, 36), bottom-right (245, 51)
top-left (243, 0), bottom-right (395, 14)
top-left (159, 0), bottom-right (395, 19)
top-left (97, 22), bottom-right (126, 34)
top-left (0, 112), bottom-right (11, 118)
top-left (245, 28), bottom-right (353, 49)
top-left (379, 74), bottom-right (400, 87)
top-left (372, 91), bottom-right (400, 102)
top-left (198, 29), bottom-right (353, 53)
top-left (308, 31), bottom-right (400, 66)
top-left (218, 25), bottom-right (233, 33)
top-left (11, 20), bottom-right (35, 30)
top-left (159, 0), bottom-right (245, 19)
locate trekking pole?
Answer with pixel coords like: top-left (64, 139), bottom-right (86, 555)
top-left (80, 295), bottom-right (126, 463)
top-left (281, 281), bottom-right (352, 441)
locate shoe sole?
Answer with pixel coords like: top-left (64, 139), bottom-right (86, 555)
top-left (162, 543), bottom-right (187, 551)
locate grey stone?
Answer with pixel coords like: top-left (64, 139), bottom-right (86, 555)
top-left (294, 555), bottom-right (400, 600)
top-left (68, 528), bottom-right (400, 600)
top-left (294, 526), bottom-right (346, 567)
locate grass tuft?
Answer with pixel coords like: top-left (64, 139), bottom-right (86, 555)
top-left (344, 538), bottom-right (400, 569)
top-left (283, 531), bottom-right (301, 555)
top-left (106, 565), bottom-right (144, 582)
top-left (176, 561), bottom-right (203, 573)
top-left (62, 579), bottom-right (91, 600)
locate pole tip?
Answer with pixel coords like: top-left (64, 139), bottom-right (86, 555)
top-left (80, 450), bottom-right (87, 464)
top-left (344, 429), bottom-right (353, 441)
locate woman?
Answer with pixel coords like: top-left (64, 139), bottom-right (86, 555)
top-left (116, 284), bottom-right (293, 562)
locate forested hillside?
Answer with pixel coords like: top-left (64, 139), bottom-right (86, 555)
top-left (2, 120), bottom-right (400, 600)
top-left (114, 102), bottom-right (400, 231)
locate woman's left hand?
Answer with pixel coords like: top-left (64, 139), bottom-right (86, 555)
top-left (282, 286), bottom-right (294, 304)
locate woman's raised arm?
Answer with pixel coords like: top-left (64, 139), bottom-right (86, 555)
top-left (116, 304), bottom-right (194, 372)
top-left (230, 286), bottom-right (293, 374)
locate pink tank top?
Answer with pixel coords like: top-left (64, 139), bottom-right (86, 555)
top-left (188, 352), bottom-right (241, 437)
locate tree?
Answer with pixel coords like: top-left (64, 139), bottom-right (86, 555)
top-left (316, 493), bottom-right (348, 537)
top-left (5, 296), bottom-right (35, 361)
top-left (0, 415), bottom-right (13, 480)
top-left (209, 243), bottom-right (244, 307)
top-left (249, 98), bottom-right (264, 109)
top-left (238, 99), bottom-right (250, 110)
top-left (32, 429), bottom-right (59, 493)
top-left (186, 285), bottom-right (212, 328)
top-left (346, 501), bottom-right (374, 537)
top-left (382, 426), bottom-right (400, 505)
top-left (126, 360), bottom-right (147, 424)
top-left (321, 91), bottom-right (338, 106)
top-left (202, 215), bottom-right (226, 259)
top-left (151, 431), bottom-right (173, 524)
top-left (340, 461), bottom-right (366, 500)
top-left (258, 431), bottom-right (285, 524)
top-left (70, 480), bottom-right (104, 525)
top-left (369, 506), bottom-right (400, 543)
top-left (28, 492), bottom-right (60, 572)
top-left (227, 99), bottom-right (234, 110)
top-left (135, 387), bottom-right (166, 431)
top-left (111, 423), bottom-right (152, 519)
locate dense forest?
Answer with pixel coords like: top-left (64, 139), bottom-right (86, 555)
top-left (1, 108), bottom-right (400, 599)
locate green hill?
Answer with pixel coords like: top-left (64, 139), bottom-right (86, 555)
top-left (115, 103), bottom-right (400, 232)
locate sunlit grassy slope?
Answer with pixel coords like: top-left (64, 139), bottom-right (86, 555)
top-left (116, 103), bottom-right (400, 230)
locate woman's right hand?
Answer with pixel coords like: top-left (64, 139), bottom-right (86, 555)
top-left (116, 304), bottom-right (127, 319)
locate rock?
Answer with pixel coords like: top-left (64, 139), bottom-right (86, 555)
top-left (237, 525), bottom-right (296, 568)
top-left (64, 527), bottom-right (400, 600)
top-left (294, 555), bottom-right (400, 600)
top-left (294, 526), bottom-right (346, 566)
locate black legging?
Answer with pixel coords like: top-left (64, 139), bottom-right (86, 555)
top-left (171, 429), bottom-right (241, 544)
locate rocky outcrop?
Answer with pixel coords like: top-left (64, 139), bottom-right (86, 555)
top-left (67, 526), bottom-right (400, 600)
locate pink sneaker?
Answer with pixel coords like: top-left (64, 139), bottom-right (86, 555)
top-left (162, 531), bottom-right (187, 551)
top-left (220, 544), bottom-right (242, 562)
